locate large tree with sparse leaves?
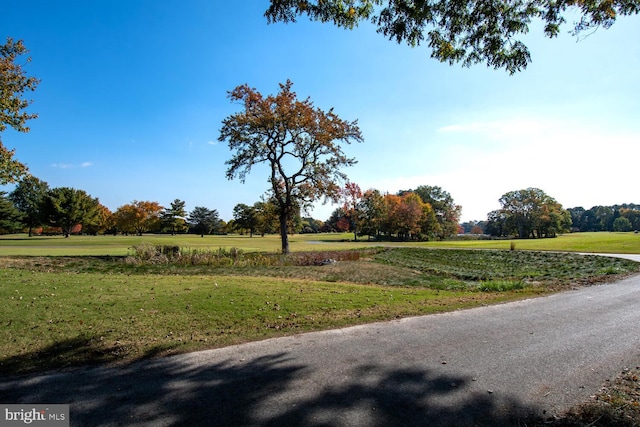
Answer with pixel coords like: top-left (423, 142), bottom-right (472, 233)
top-left (1, 38), bottom-right (39, 183)
top-left (220, 80), bottom-right (363, 254)
top-left (265, 0), bottom-right (639, 74)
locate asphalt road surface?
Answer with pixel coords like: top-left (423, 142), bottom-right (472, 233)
top-left (2, 273), bottom-right (640, 426)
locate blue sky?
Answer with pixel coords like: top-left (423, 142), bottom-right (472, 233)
top-left (2, 1), bottom-right (639, 222)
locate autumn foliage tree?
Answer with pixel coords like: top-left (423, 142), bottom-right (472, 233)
top-left (220, 80), bottom-right (363, 254)
top-left (380, 192), bottom-right (437, 240)
top-left (85, 203), bottom-right (114, 235)
top-left (114, 201), bottom-right (163, 236)
top-left (407, 185), bottom-right (461, 240)
top-left (0, 38), bottom-right (39, 183)
top-left (265, 0), bottom-right (639, 73)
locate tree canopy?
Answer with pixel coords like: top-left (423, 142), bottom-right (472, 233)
top-left (9, 175), bottom-right (49, 236)
top-left (114, 201), bottom-right (163, 236)
top-left (187, 206), bottom-right (221, 237)
top-left (403, 185), bottom-right (461, 239)
top-left (265, 0), bottom-right (639, 73)
top-left (220, 80), bottom-right (363, 253)
top-left (487, 187), bottom-right (572, 238)
top-left (327, 187), bottom-right (446, 240)
top-left (161, 199), bottom-right (188, 235)
top-left (569, 204), bottom-right (640, 232)
top-left (233, 203), bottom-right (259, 237)
top-left (0, 38), bottom-right (39, 183)
top-left (0, 192), bottom-right (23, 233)
top-left (41, 187), bottom-right (100, 237)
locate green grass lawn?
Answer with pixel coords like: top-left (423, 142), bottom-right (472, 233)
top-left (427, 232), bottom-right (640, 253)
top-left (0, 233), bottom-right (376, 256)
top-left (1, 244), bottom-right (638, 375)
top-left (0, 265), bottom-right (533, 375)
top-left (1, 231), bottom-right (639, 256)
top-left (0, 234), bottom-right (288, 256)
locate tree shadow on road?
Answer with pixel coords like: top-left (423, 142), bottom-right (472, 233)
top-left (0, 336), bottom-right (170, 376)
top-left (261, 363), bottom-right (540, 426)
top-left (0, 346), bottom-right (542, 426)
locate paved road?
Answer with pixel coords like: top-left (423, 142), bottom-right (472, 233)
top-left (585, 253), bottom-right (640, 262)
top-left (2, 275), bottom-right (640, 426)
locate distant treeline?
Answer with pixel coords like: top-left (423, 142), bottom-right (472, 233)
top-left (461, 203), bottom-right (640, 235)
top-left (567, 204), bottom-right (640, 232)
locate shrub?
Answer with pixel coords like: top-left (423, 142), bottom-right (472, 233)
top-left (127, 242), bottom-right (163, 263)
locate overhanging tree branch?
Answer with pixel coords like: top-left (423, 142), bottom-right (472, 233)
top-left (265, 0), bottom-right (639, 73)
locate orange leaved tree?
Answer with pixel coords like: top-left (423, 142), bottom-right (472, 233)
top-left (114, 201), bottom-right (163, 236)
top-left (220, 80), bottom-right (363, 254)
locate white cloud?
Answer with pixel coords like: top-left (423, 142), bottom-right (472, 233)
top-left (51, 161), bottom-right (94, 169)
top-left (362, 114), bottom-right (640, 222)
top-left (439, 119), bottom-right (546, 133)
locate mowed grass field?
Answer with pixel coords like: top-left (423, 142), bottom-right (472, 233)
top-left (1, 231), bottom-right (640, 256)
top-left (1, 231), bottom-right (639, 375)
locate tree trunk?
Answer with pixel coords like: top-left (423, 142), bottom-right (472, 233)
top-left (279, 212), bottom-right (290, 254)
